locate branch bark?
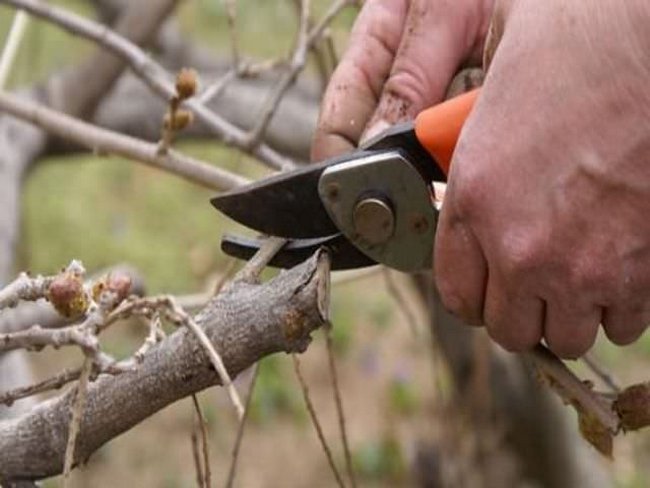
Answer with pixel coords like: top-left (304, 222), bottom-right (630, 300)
top-left (0, 250), bottom-right (330, 482)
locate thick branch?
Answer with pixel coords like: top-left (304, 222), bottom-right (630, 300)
top-left (0, 251), bottom-right (330, 482)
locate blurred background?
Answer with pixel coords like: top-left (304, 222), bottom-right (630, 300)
top-left (0, 1), bottom-right (649, 486)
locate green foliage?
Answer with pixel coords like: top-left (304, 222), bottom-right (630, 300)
top-left (250, 356), bottom-right (305, 425)
top-left (368, 299), bottom-right (393, 331)
top-left (328, 295), bottom-right (355, 357)
top-left (352, 434), bottom-right (406, 482)
top-left (388, 375), bottom-right (419, 416)
top-left (21, 146), bottom-right (245, 293)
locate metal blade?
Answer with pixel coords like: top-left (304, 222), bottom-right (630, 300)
top-left (221, 233), bottom-right (377, 270)
top-left (211, 151), bottom-right (374, 239)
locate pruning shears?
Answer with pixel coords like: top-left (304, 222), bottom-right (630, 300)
top-left (211, 89), bottom-right (479, 272)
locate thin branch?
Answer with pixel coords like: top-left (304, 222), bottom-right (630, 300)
top-left (292, 353), bottom-right (346, 488)
top-left (0, 367), bottom-right (82, 406)
top-left (174, 300), bottom-right (245, 420)
top-left (0, 90), bottom-right (249, 192)
top-left (223, 0), bottom-right (239, 68)
top-left (0, 272), bottom-right (54, 311)
top-left (383, 269), bottom-right (420, 337)
top-left (0, 9), bottom-right (30, 88)
top-left (233, 237), bottom-right (287, 284)
top-left (2, 0), bottom-right (295, 170)
top-left (325, 329), bottom-right (356, 488)
top-left (191, 394), bottom-right (211, 488)
top-left (226, 362), bottom-right (260, 488)
top-left (582, 353), bottom-right (621, 394)
top-left (529, 345), bottom-right (620, 433)
top-left (62, 358), bottom-right (92, 484)
top-left (190, 426), bottom-right (205, 488)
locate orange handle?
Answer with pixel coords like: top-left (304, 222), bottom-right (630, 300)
top-left (414, 88), bottom-right (480, 176)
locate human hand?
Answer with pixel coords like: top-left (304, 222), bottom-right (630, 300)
top-left (313, 0), bottom-right (650, 358)
top-left (434, 0), bottom-right (650, 358)
top-left (311, 0), bottom-right (495, 161)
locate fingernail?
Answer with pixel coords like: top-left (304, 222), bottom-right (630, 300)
top-left (360, 119), bottom-right (391, 145)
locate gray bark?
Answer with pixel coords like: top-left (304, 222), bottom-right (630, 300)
top-left (0, 251), bottom-right (329, 482)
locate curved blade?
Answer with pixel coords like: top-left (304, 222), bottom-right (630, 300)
top-left (221, 233), bottom-right (377, 270)
top-left (211, 152), bottom-right (373, 239)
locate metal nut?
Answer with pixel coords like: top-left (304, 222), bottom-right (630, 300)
top-left (353, 197), bottom-right (395, 245)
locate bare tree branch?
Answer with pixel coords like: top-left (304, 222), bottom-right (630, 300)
top-left (1, 0), bottom-right (296, 170)
top-left (0, 251), bottom-right (330, 482)
top-left (0, 90), bottom-right (249, 191)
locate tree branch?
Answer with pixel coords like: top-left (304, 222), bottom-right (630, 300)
top-left (0, 90), bottom-right (249, 192)
top-left (1, 0), bottom-right (296, 170)
top-left (0, 250), bottom-right (330, 482)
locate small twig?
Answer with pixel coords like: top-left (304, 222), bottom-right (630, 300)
top-left (190, 426), bottom-right (205, 488)
top-left (62, 357), bottom-right (92, 485)
top-left (583, 353), bottom-right (622, 394)
top-left (529, 345), bottom-right (620, 432)
top-left (331, 266), bottom-right (382, 286)
top-left (199, 69), bottom-right (236, 104)
top-left (325, 329), bottom-right (356, 488)
top-left (191, 394), bottom-right (211, 488)
top-left (244, 0), bottom-right (353, 148)
top-left (226, 362), bottom-right (260, 488)
top-left (0, 9), bottom-right (29, 88)
top-left (131, 315), bottom-right (165, 364)
top-left (181, 306), bottom-right (245, 420)
top-left (2, 0), bottom-right (295, 170)
top-left (0, 90), bottom-right (249, 192)
top-left (233, 237), bottom-right (287, 284)
top-left (223, 0), bottom-right (239, 68)
top-left (0, 272), bottom-right (53, 310)
top-left (382, 269), bottom-right (420, 337)
top-left (292, 353), bottom-right (346, 488)
top-left (0, 367), bottom-right (82, 406)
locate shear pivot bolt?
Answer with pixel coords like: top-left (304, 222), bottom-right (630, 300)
top-left (353, 197), bottom-right (395, 245)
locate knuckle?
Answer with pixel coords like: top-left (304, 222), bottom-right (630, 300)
top-left (486, 316), bottom-right (541, 353)
top-left (383, 67), bottom-right (431, 112)
top-left (500, 231), bottom-right (544, 277)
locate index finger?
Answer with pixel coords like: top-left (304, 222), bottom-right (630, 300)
top-left (311, 0), bottom-right (409, 161)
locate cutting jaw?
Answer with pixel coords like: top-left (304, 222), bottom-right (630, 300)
top-left (211, 124), bottom-right (444, 271)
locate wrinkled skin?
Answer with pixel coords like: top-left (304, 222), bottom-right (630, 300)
top-left (312, 0), bottom-right (650, 358)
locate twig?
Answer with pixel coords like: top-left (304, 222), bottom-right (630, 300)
top-left (0, 90), bottom-right (249, 192)
top-left (2, 0), bottom-right (295, 170)
top-left (0, 9), bottom-right (29, 88)
top-left (244, 0), bottom-right (312, 147)
top-left (191, 394), bottom-right (211, 488)
top-left (131, 315), bottom-right (165, 364)
top-left (325, 329), bottom-right (356, 488)
top-left (233, 237), bottom-right (287, 284)
top-left (383, 269), bottom-right (420, 337)
top-left (0, 367), bottom-right (82, 406)
top-left (292, 353), bottom-right (346, 488)
top-left (0, 271), bottom-right (54, 310)
top-left (223, 0), bottom-right (239, 68)
top-left (177, 303), bottom-right (245, 420)
top-left (529, 345), bottom-right (620, 432)
top-left (199, 68), bottom-right (236, 104)
top-left (190, 426), bottom-right (205, 488)
top-left (226, 362), bottom-right (260, 488)
top-left (582, 353), bottom-right (621, 394)
top-left (62, 357), bottom-right (92, 485)
top-left (331, 266), bottom-right (382, 286)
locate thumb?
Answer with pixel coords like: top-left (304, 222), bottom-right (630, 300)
top-left (365, 0), bottom-right (495, 136)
